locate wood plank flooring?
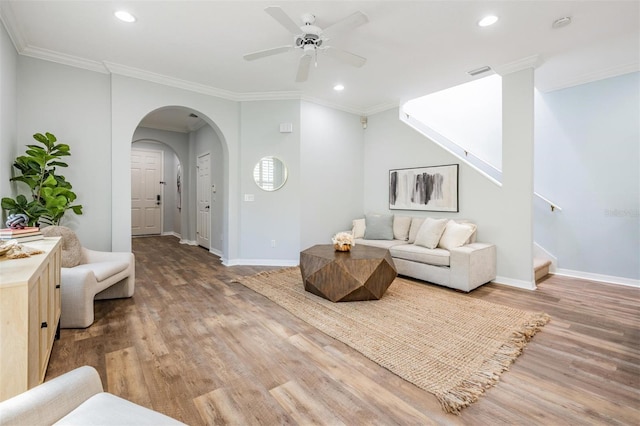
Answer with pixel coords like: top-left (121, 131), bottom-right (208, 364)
top-left (46, 236), bottom-right (640, 425)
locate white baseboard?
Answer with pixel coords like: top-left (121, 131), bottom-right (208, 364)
top-left (222, 258), bottom-right (298, 267)
top-left (179, 239), bottom-right (197, 246)
top-left (161, 231), bottom-right (181, 238)
top-left (555, 269), bottom-right (640, 288)
top-left (209, 248), bottom-right (222, 257)
top-left (493, 276), bottom-right (536, 290)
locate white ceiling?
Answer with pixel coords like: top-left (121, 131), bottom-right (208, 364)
top-left (1, 0), bottom-right (638, 123)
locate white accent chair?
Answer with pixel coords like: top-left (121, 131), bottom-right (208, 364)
top-left (0, 366), bottom-right (185, 425)
top-left (41, 226), bottom-right (135, 328)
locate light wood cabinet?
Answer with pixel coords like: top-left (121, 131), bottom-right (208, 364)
top-left (0, 237), bottom-right (61, 402)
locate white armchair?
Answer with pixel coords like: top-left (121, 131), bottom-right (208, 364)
top-left (0, 366), bottom-right (185, 425)
top-left (41, 226), bottom-right (135, 328)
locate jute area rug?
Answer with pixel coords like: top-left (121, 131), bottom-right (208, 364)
top-left (237, 267), bottom-right (550, 414)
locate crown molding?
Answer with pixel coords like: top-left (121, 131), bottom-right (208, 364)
top-left (363, 101), bottom-right (399, 116)
top-left (0, 2), bottom-right (25, 52)
top-left (537, 62), bottom-right (639, 93)
top-left (494, 54), bottom-right (543, 76)
top-left (103, 61), bottom-right (239, 100)
top-left (22, 45), bottom-right (109, 74)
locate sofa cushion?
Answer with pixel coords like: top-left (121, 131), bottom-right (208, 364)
top-left (352, 218), bottom-right (366, 239)
top-left (72, 261), bottom-right (129, 282)
top-left (41, 226), bottom-right (83, 267)
top-left (390, 244), bottom-right (450, 267)
top-left (408, 217), bottom-right (425, 243)
top-left (414, 217), bottom-right (448, 249)
top-left (55, 393), bottom-right (185, 425)
top-left (355, 238), bottom-right (407, 249)
top-left (364, 214), bottom-right (393, 240)
top-left (438, 220), bottom-right (477, 250)
top-left (393, 216), bottom-right (412, 241)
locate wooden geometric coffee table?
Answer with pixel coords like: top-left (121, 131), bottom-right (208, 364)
top-left (299, 244), bottom-right (397, 302)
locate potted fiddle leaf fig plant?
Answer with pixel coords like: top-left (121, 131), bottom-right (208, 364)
top-left (1, 132), bottom-right (83, 226)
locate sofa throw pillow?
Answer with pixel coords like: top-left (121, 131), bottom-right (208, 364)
top-left (352, 218), bottom-right (366, 239)
top-left (393, 216), bottom-right (412, 241)
top-left (414, 217), bottom-right (448, 249)
top-left (438, 220), bottom-right (477, 250)
top-left (364, 214), bottom-right (394, 240)
top-left (408, 217), bottom-right (426, 243)
top-left (41, 225), bottom-right (83, 267)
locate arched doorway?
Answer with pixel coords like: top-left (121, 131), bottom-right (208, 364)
top-left (130, 106), bottom-right (226, 258)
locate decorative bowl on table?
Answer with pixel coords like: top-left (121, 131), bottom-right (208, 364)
top-left (331, 232), bottom-right (355, 252)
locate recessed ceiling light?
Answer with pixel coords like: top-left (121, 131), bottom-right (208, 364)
top-left (333, 84), bottom-right (345, 91)
top-left (478, 15), bottom-right (498, 27)
top-left (115, 10), bottom-right (136, 23)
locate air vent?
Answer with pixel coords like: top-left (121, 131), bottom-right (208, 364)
top-left (467, 66), bottom-right (492, 76)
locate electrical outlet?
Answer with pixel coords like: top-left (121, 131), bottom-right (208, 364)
top-left (271, 240), bottom-right (276, 248)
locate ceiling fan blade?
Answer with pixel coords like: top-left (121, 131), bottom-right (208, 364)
top-left (265, 6), bottom-right (301, 35)
top-left (243, 46), bottom-right (292, 61)
top-left (296, 55), bottom-right (312, 82)
top-left (322, 11), bottom-right (368, 38)
top-left (323, 47), bottom-right (367, 68)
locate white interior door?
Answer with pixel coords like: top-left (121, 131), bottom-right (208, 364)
top-left (131, 149), bottom-right (163, 236)
top-left (196, 152), bottom-right (211, 248)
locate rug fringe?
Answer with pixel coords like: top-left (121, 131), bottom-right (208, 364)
top-left (437, 312), bottom-right (551, 414)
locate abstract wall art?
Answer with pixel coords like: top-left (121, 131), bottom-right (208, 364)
top-left (389, 164), bottom-right (459, 212)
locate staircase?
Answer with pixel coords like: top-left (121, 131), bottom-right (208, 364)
top-left (534, 258), bottom-right (552, 282)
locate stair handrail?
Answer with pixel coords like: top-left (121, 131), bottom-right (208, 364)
top-left (534, 192), bottom-right (562, 212)
top-left (401, 111), bottom-right (563, 213)
top-left (401, 111), bottom-right (502, 185)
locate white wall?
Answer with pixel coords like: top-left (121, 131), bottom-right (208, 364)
top-left (300, 101), bottom-right (365, 249)
top-left (535, 72), bottom-right (640, 281)
top-left (239, 100), bottom-right (301, 264)
top-left (0, 20), bottom-right (17, 207)
top-left (16, 57), bottom-right (112, 250)
top-left (193, 124), bottom-right (224, 254)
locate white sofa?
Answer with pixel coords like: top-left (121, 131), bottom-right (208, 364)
top-left (0, 366), bottom-right (184, 425)
top-left (352, 214), bottom-right (496, 292)
top-left (41, 226), bottom-right (135, 328)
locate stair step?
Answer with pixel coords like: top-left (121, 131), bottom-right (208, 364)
top-left (533, 258), bottom-right (552, 282)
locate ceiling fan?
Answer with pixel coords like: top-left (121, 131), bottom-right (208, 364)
top-left (243, 6), bottom-right (368, 82)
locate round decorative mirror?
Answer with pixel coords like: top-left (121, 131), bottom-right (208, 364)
top-left (253, 156), bottom-right (288, 191)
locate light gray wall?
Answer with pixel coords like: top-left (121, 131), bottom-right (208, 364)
top-left (0, 20), bottom-right (17, 209)
top-left (535, 71), bottom-right (640, 280)
top-left (300, 101), bottom-right (365, 249)
top-left (193, 124), bottom-right (224, 254)
top-left (16, 57), bottom-right (111, 250)
top-left (239, 100), bottom-right (301, 263)
top-left (500, 68), bottom-right (535, 285)
top-left (364, 105), bottom-right (532, 286)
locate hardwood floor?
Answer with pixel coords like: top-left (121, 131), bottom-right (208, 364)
top-left (46, 236), bottom-right (640, 425)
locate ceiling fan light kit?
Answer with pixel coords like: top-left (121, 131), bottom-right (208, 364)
top-left (243, 6), bottom-right (368, 82)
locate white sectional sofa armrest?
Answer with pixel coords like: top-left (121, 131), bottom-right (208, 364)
top-left (449, 243), bottom-right (497, 292)
top-left (0, 366), bottom-right (103, 426)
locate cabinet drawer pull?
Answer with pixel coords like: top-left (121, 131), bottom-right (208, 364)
top-left (56, 284), bottom-right (60, 289)
top-left (41, 322), bottom-right (48, 329)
